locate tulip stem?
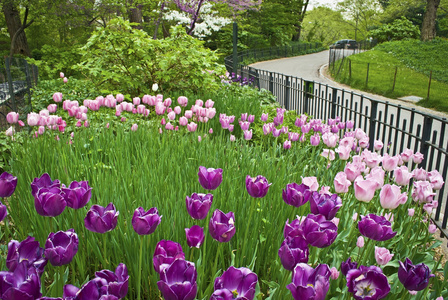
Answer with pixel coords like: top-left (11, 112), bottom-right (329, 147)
top-left (58, 266), bottom-right (64, 298)
top-left (103, 234), bottom-right (108, 267)
top-left (189, 247), bottom-right (194, 262)
top-left (137, 235), bottom-right (144, 300)
top-left (241, 199), bottom-right (256, 265)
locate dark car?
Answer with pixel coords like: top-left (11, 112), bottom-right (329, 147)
top-left (330, 39), bottom-right (358, 50)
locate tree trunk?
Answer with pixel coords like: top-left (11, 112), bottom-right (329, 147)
top-left (292, 0), bottom-right (310, 41)
top-left (128, 5), bottom-right (143, 29)
top-left (421, 0), bottom-right (441, 41)
top-left (2, 0), bottom-right (31, 56)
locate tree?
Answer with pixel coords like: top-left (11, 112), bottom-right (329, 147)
top-left (421, 0), bottom-right (441, 40)
top-left (337, 0), bottom-right (382, 40)
top-left (291, 0), bottom-right (310, 41)
top-left (2, 0), bottom-right (33, 57)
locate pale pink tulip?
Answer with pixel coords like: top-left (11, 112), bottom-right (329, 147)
top-left (6, 112), bottom-right (19, 124)
top-left (63, 77), bottom-right (68, 83)
top-left (334, 172), bottom-right (351, 193)
top-left (243, 129), bottom-right (252, 140)
top-left (330, 267), bottom-right (339, 280)
top-left (131, 124), bottom-right (138, 131)
top-left (357, 236), bottom-right (364, 248)
top-left (375, 247), bottom-right (394, 265)
top-left (380, 184), bottom-right (407, 209)
top-left (412, 152), bottom-right (424, 164)
top-left (382, 154), bottom-right (399, 172)
top-left (205, 99), bottom-right (214, 108)
top-left (302, 177), bottom-right (319, 191)
top-left (27, 112), bottom-right (40, 126)
top-left (163, 98), bottom-right (172, 107)
top-left (53, 92), bottom-right (63, 102)
top-left (133, 97), bottom-right (141, 106)
top-left (187, 122), bottom-right (197, 132)
top-left (177, 96), bottom-right (188, 107)
top-left (427, 170), bottom-right (444, 190)
top-left (365, 166), bottom-right (385, 189)
top-left (230, 135), bottom-right (236, 142)
top-left (393, 166), bottom-right (413, 186)
top-left (412, 180), bottom-right (436, 203)
top-left (374, 140), bottom-right (383, 151)
top-left (354, 175), bottom-right (377, 202)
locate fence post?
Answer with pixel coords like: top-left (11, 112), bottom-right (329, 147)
top-left (331, 88), bottom-right (338, 119)
top-left (427, 71), bottom-right (432, 101)
top-left (304, 81), bottom-right (310, 114)
top-left (368, 100), bottom-right (378, 152)
top-left (392, 67), bottom-right (398, 92)
top-left (420, 116), bottom-right (433, 168)
top-left (5, 57), bottom-right (17, 112)
top-left (365, 63), bottom-right (370, 87)
top-left (269, 72), bottom-right (274, 93)
top-left (285, 76), bottom-right (291, 110)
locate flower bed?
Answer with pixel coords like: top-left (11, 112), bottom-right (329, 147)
top-left (1, 79), bottom-right (447, 299)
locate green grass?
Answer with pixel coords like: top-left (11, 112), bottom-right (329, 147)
top-left (330, 40), bottom-right (448, 113)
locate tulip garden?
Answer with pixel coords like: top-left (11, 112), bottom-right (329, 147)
top-left (1, 75), bottom-right (448, 300)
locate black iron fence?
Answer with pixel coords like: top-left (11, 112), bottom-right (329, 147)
top-left (225, 48), bottom-right (448, 238)
top-left (0, 57), bottom-right (38, 129)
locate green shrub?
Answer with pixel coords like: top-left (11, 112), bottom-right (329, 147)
top-left (75, 18), bottom-right (226, 96)
top-left (369, 17), bottom-right (420, 43)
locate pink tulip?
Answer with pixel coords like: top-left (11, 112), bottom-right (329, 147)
top-left (330, 267), bottom-right (339, 280)
top-left (289, 132), bottom-right (300, 142)
top-left (261, 113), bottom-right (269, 122)
top-left (408, 208), bottom-right (415, 216)
top-left (155, 103), bottom-right (166, 115)
top-left (206, 108), bottom-right (216, 119)
top-left (47, 104), bottom-right (57, 113)
top-left (177, 96), bottom-right (188, 107)
top-left (427, 170), bottom-right (444, 190)
top-left (302, 176), bottom-right (319, 192)
top-left (163, 98), bottom-right (172, 107)
top-left (133, 97), bottom-right (141, 106)
top-left (334, 172), bottom-right (351, 193)
top-left (5, 126), bottom-right (14, 136)
top-left (393, 166), bottom-right (413, 186)
top-left (131, 124), bottom-right (138, 131)
top-left (137, 105), bottom-right (146, 115)
top-left (167, 111), bottom-right (176, 121)
top-left (243, 129), bottom-right (253, 140)
top-left (428, 224), bottom-right (437, 234)
top-left (230, 135), bottom-right (236, 142)
top-left (344, 162), bottom-right (363, 182)
top-left (283, 140), bottom-right (291, 149)
top-left (173, 106), bottom-right (181, 115)
top-left (346, 120), bottom-right (354, 129)
top-left (357, 236), bottom-right (364, 248)
top-left (84, 120), bottom-right (89, 127)
top-left (365, 166), bottom-right (385, 189)
top-left (165, 123), bottom-right (174, 130)
top-left (336, 145), bottom-right (351, 160)
top-left (322, 132), bottom-right (338, 148)
top-left (321, 149), bottom-right (335, 161)
top-left (187, 122), bottom-right (197, 132)
top-left (198, 136), bottom-right (202, 142)
top-left (209, 128), bottom-right (213, 134)
top-left (354, 128), bottom-right (367, 140)
top-left (60, 72), bottom-right (64, 78)
top-left (6, 112), bottom-right (19, 124)
top-left (106, 123), bottom-right (110, 128)
top-left (374, 246), bottom-right (394, 265)
top-left (18, 120), bottom-right (24, 126)
top-left (116, 94), bottom-right (124, 103)
top-left (121, 117), bottom-right (126, 122)
top-left (53, 92), bottom-right (63, 103)
top-left (229, 124), bottom-right (234, 132)
top-left (412, 168), bottom-right (427, 181)
top-left (380, 184), bottom-right (407, 209)
top-left (339, 136), bottom-right (355, 149)
top-left (63, 77), bottom-right (68, 83)
top-left (195, 99), bottom-right (203, 107)
top-left (37, 126), bottom-right (45, 135)
top-left (382, 154), bottom-right (399, 172)
top-left (310, 133), bottom-right (320, 146)
top-left (205, 99), bottom-right (214, 108)
top-left (374, 140), bottom-right (383, 151)
top-left (412, 180), bottom-right (436, 203)
top-left (178, 116), bottom-right (188, 126)
top-left (412, 152), bottom-right (424, 164)
top-left (27, 112), bottom-right (40, 126)
top-left (354, 175), bottom-right (377, 202)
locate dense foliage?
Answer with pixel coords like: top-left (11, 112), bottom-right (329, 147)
top-left (369, 17), bottom-right (421, 43)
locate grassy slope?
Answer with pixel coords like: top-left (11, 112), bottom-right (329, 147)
top-left (331, 39), bottom-right (448, 113)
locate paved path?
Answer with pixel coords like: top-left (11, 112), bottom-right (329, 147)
top-left (250, 50), bottom-right (448, 119)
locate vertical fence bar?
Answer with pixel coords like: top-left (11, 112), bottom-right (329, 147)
top-left (269, 72), bottom-right (273, 93)
top-left (392, 67), bottom-right (398, 92)
top-left (285, 76), bottom-right (291, 110)
top-left (331, 88), bottom-right (338, 119)
top-left (427, 71), bottom-right (432, 101)
top-left (5, 57), bottom-right (17, 112)
top-left (420, 116), bottom-right (433, 169)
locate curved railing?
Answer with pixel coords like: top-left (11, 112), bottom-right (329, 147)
top-left (226, 48), bottom-right (448, 238)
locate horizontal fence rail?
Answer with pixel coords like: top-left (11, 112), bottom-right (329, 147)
top-left (0, 57), bottom-right (38, 129)
top-left (225, 49), bottom-right (448, 238)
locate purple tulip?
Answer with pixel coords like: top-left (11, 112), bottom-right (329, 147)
top-left (44, 229), bottom-right (79, 266)
top-left (246, 175), bottom-right (271, 198)
top-left (0, 261), bottom-right (42, 300)
top-left (398, 258), bottom-right (434, 292)
top-left (301, 214), bottom-right (338, 248)
top-left (346, 265), bottom-right (390, 300)
top-left (198, 166), bottom-right (223, 190)
top-left (84, 203), bottom-right (119, 234)
top-left (62, 180), bottom-right (92, 209)
top-left (309, 192), bottom-right (342, 220)
top-left (284, 217), bottom-right (305, 239)
top-left (211, 266), bottom-right (258, 300)
top-left (95, 263), bottom-right (129, 299)
top-left (358, 214), bottom-right (397, 241)
top-left (185, 225), bottom-right (205, 248)
top-left (185, 193), bottom-right (213, 220)
top-left (31, 173), bottom-right (61, 198)
top-left (34, 187), bottom-right (67, 217)
top-left (153, 240), bottom-right (185, 274)
top-left (282, 183), bottom-right (312, 207)
top-left (209, 209), bottom-right (236, 243)
top-left (341, 257), bottom-right (358, 277)
top-left (278, 236), bottom-right (309, 271)
top-left (287, 263), bottom-right (331, 300)
top-left (0, 201), bottom-right (7, 222)
top-left (132, 207), bottom-right (161, 235)
top-left (0, 172), bottom-right (17, 198)
top-left (157, 259), bottom-right (197, 300)
top-left (6, 236), bottom-right (47, 276)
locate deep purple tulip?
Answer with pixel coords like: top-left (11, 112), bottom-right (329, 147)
top-left (95, 263), bottom-right (129, 299)
top-left (157, 259), bottom-right (197, 300)
top-left (31, 173), bottom-right (61, 198)
top-left (153, 240), bottom-right (185, 274)
top-left (84, 203), bottom-right (119, 234)
top-left (6, 236), bottom-right (47, 276)
top-left (34, 187), bottom-right (67, 217)
top-left (287, 263), bottom-right (331, 300)
top-left (209, 289), bottom-right (233, 300)
top-left (246, 175), bottom-right (271, 198)
top-left (278, 236), bottom-right (309, 271)
top-left (209, 209), bottom-right (235, 243)
top-left (198, 166), bottom-right (223, 190)
top-left (185, 225), bottom-right (205, 248)
top-left (0, 172), bottom-right (17, 198)
top-left (284, 217), bottom-right (305, 239)
top-left (358, 214), bottom-right (397, 241)
top-left (341, 257), bottom-right (358, 277)
top-left (211, 266), bottom-right (258, 300)
top-left (132, 207), bottom-right (161, 235)
top-left (63, 278), bottom-right (107, 300)
top-left (44, 229), bottom-right (79, 266)
top-left (301, 214), bottom-right (338, 248)
top-left (0, 201), bottom-right (7, 222)
top-left (185, 193), bottom-right (213, 220)
top-left (309, 192), bottom-right (342, 220)
top-left (62, 180), bottom-right (92, 209)
top-left (346, 265), bottom-right (390, 300)
top-left (398, 258), bottom-right (434, 291)
top-left (0, 261), bottom-right (42, 300)
top-left (282, 183), bottom-right (312, 207)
